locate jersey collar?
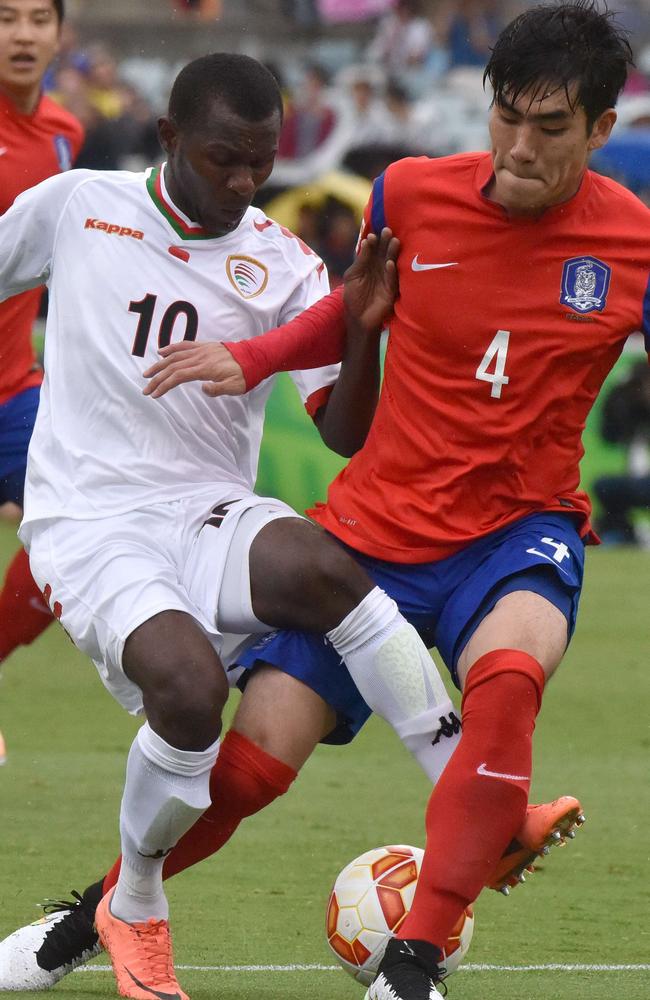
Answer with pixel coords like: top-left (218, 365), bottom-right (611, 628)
top-left (146, 164), bottom-right (222, 240)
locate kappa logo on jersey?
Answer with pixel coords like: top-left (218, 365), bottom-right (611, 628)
top-left (226, 255), bottom-right (269, 299)
top-left (560, 256), bottom-right (611, 314)
top-left (203, 499), bottom-right (242, 529)
top-left (85, 218), bottom-right (144, 240)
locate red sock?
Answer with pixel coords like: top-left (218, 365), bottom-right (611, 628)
top-left (398, 649), bottom-right (545, 947)
top-left (102, 728), bottom-right (297, 893)
top-left (0, 548), bottom-right (52, 662)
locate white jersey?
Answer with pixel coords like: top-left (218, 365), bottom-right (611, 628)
top-left (0, 165), bottom-right (338, 526)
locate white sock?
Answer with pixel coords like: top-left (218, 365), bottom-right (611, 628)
top-left (112, 722), bottom-right (220, 924)
top-left (327, 587), bottom-right (461, 782)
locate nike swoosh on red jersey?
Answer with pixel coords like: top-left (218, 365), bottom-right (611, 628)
top-left (411, 254), bottom-right (458, 271)
top-left (476, 762), bottom-right (530, 781)
top-left (125, 967), bottom-right (182, 1000)
top-left (411, 255), bottom-right (458, 271)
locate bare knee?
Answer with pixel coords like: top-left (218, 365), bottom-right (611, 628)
top-left (249, 519), bottom-right (373, 631)
top-left (457, 591), bottom-right (568, 689)
top-left (123, 611), bottom-right (228, 750)
top-left (233, 665), bottom-right (336, 769)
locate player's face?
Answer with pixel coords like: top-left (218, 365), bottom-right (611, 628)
top-left (0, 1), bottom-right (60, 100)
top-left (159, 100), bottom-right (281, 237)
top-left (487, 85), bottom-right (616, 217)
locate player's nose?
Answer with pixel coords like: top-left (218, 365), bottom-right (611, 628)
top-left (11, 18), bottom-right (38, 42)
top-left (226, 167), bottom-right (255, 198)
top-left (509, 126), bottom-right (537, 163)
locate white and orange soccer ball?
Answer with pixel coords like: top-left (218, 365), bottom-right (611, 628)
top-left (326, 845), bottom-right (474, 987)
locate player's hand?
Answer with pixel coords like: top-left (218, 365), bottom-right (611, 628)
top-left (343, 227), bottom-right (400, 336)
top-left (142, 341), bottom-right (246, 398)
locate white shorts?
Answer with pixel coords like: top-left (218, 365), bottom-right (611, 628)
top-left (24, 489), bottom-right (301, 714)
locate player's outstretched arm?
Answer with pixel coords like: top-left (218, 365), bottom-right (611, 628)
top-left (142, 288), bottom-right (346, 399)
top-left (142, 228), bottom-right (399, 401)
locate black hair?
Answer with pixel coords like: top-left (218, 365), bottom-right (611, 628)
top-left (53, 1), bottom-right (64, 22)
top-left (484, 0), bottom-right (634, 129)
top-left (168, 53), bottom-right (283, 133)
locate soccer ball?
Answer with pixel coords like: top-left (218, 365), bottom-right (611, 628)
top-left (326, 845), bottom-right (474, 987)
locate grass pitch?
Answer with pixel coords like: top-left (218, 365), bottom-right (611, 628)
top-left (0, 522), bottom-right (648, 1000)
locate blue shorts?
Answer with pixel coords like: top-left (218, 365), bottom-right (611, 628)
top-left (237, 512), bottom-right (586, 744)
top-left (0, 386), bottom-right (40, 507)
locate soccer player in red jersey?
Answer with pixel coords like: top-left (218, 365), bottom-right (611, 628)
top-left (132, 3), bottom-right (648, 997)
top-left (0, 0), bottom-right (84, 751)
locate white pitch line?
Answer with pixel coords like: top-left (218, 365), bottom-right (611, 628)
top-left (75, 963), bottom-right (650, 973)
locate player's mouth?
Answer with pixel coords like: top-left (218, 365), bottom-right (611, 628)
top-left (503, 165), bottom-right (542, 181)
top-left (9, 53), bottom-right (37, 69)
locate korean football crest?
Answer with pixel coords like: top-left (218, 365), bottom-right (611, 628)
top-left (226, 255), bottom-right (269, 299)
top-left (560, 256), bottom-right (611, 314)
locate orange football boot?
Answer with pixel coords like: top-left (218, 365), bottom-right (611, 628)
top-left (489, 796), bottom-right (586, 894)
top-left (95, 888), bottom-right (188, 1000)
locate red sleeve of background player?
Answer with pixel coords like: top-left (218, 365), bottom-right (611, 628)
top-left (224, 285), bottom-right (345, 390)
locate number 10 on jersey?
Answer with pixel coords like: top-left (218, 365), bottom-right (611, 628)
top-left (475, 330), bottom-right (510, 399)
top-left (129, 294), bottom-right (199, 357)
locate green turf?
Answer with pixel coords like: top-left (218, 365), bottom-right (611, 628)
top-left (0, 517), bottom-right (648, 1000)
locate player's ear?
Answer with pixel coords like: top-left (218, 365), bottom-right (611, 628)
top-left (158, 117), bottom-right (178, 155)
top-left (587, 108), bottom-right (617, 152)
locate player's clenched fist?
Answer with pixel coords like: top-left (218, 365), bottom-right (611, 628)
top-left (142, 340), bottom-right (246, 399)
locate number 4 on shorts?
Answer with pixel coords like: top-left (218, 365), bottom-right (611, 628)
top-left (476, 330), bottom-right (510, 399)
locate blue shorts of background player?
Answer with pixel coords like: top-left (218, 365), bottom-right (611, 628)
top-left (237, 511), bottom-right (586, 744)
top-left (0, 386), bottom-right (40, 507)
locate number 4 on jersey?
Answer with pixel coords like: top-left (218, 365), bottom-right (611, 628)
top-left (475, 330), bottom-right (510, 399)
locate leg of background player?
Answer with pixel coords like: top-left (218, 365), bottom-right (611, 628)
top-left (0, 547), bottom-right (52, 664)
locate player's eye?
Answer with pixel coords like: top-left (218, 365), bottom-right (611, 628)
top-left (542, 127), bottom-right (568, 135)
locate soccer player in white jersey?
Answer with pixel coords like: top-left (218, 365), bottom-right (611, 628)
top-left (0, 53), bottom-right (461, 1000)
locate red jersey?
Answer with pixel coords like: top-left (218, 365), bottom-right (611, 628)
top-left (306, 153), bottom-right (650, 561)
top-left (0, 90), bottom-right (84, 404)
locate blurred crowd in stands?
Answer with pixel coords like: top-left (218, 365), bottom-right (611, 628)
top-left (593, 363), bottom-right (650, 549)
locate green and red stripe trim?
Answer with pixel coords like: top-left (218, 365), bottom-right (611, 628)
top-left (146, 166), bottom-right (216, 241)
